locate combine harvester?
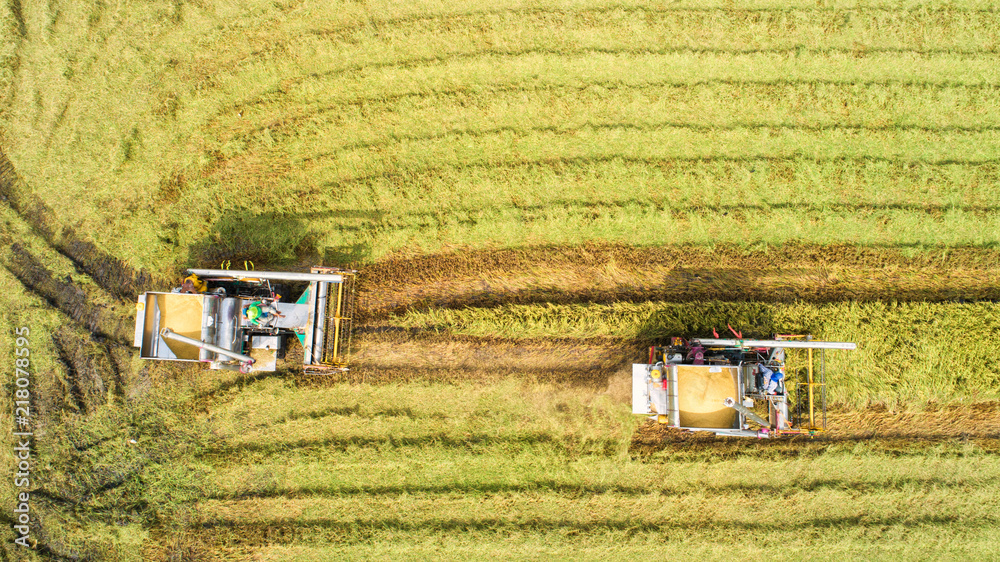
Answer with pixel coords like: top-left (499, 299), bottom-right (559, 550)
top-left (633, 334), bottom-right (856, 438)
top-left (133, 267), bottom-right (356, 374)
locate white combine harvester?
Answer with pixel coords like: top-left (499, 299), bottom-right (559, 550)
top-left (134, 267), bottom-right (356, 374)
top-left (633, 334), bottom-right (856, 438)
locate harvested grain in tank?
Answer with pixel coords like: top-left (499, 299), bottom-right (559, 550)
top-left (676, 365), bottom-right (738, 429)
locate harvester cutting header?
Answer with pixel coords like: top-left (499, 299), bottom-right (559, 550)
top-left (133, 267), bottom-right (356, 374)
top-left (633, 334), bottom-right (856, 438)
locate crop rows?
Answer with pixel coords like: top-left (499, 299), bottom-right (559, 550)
top-left (298, 0), bottom-right (1000, 32)
top-left (5, 1), bottom-right (1000, 558)
top-left (196, 7), bottom-right (1000, 89)
top-left (5, 0), bottom-right (1000, 269)
top-left (195, 4), bottom-right (1000, 77)
top-left (215, 52), bottom-right (1000, 113)
top-left (181, 375), bottom-right (1000, 559)
top-left (219, 82), bottom-right (1000, 152)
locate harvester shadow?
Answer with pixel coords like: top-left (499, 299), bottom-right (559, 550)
top-left (188, 210), bottom-right (377, 271)
top-left (192, 369), bottom-right (292, 404)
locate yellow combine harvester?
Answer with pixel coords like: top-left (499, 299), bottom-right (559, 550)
top-left (633, 335), bottom-right (856, 438)
top-left (133, 267), bottom-right (356, 374)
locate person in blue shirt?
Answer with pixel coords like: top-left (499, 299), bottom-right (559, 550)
top-left (758, 364), bottom-right (785, 395)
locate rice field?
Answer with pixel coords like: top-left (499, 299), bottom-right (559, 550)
top-left (3, 0), bottom-right (1000, 559)
top-left (4, 0), bottom-right (1000, 268)
top-left (177, 376), bottom-right (1000, 560)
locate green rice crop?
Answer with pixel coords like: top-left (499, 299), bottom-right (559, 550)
top-left (187, 376), bottom-right (1000, 560)
top-left (4, 0), bottom-right (1000, 558)
top-left (3, 1), bottom-right (1000, 269)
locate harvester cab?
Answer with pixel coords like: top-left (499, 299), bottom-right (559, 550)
top-left (133, 267), bottom-right (356, 374)
top-left (632, 336), bottom-right (856, 438)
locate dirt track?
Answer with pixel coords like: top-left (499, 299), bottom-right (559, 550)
top-left (349, 332), bottom-right (637, 387)
top-left (629, 424), bottom-right (1000, 460)
top-left (357, 243), bottom-right (1000, 320)
top-left (630, 402), bottom-right (1000, 457)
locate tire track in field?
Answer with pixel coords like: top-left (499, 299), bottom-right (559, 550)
top-left (0, 149), bottom-right (161, 301)
top-left (0, 148), bottom-right (144, 407)
top-left (0, 150), bottom-right (140, 343)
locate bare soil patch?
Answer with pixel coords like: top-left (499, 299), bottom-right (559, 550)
top-left (357, 243), bottom-right (1000, 319)
top-left (629, 402), bottom-right (1000, 457)
top-left (311, 331), bottom-right (641, 388)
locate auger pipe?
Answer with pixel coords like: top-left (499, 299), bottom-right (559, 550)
top-left (723, 397), bottom-right (770, 427)
top-left (187, 269), bottom-right (344, 283)
top-left (694, 339), bottom-right (856, 350)
top-left (160, 328), bottom-right (255, 364)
